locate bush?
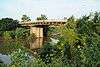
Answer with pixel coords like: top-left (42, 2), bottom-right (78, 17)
top-left (9, 49), bottom-right (32, 67)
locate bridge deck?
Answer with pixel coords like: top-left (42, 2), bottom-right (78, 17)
top-left (19, 20), bottom-right (66, 26)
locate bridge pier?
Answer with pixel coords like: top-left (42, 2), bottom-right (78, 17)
top-left (30, 27), bottom-right (44, 49)
top-left (30, 27), bottom-right (43, 37)
top-left (30, 37), bottom-right (43, 49)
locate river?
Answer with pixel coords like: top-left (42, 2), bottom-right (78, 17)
top-left (0, 53), bottom-right (11, 66)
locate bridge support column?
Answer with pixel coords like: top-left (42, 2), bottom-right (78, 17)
top-left (30, 27), bottom-right (43, 37)
top-left (30, 37), bottom-right (43, 49)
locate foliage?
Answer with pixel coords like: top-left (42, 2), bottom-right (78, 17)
top-left (53, 12), bottom-right (100, 67)
top-left (0, 18), bottom-right (18, 37)
top-left (0, 27), bottom-right (36, 54)
top-left (9, 49), bottom-right (32, 67)
top-left (3, 31), bottom-right (12, 45)
top-left (0, 41), bottom-right (24, 55)
top-left (31, 57), bottom-right (71, 67)
top-left (39, 43), bottom-right (60, 64)
top-left (0, 18), bottom-right (18, 31)
top-left (14, 28), bottom-right (36, 47)
top-left (66, 15), bottom-right (77, 29)
top-left (0, 12), bottom-right (100, 67)
top-left (27, 12), bottom-right (100, 67)
top-left (21, 15), bottom-right (31, 22)
top-left (76, 15), bottom-right (94, 35)
top-left (0, 60), bottom-right (5, 67)
top-left (36, 14), bottom-right (47, 20)
top-left (92, 12), bottom-right (100, 35)
top-left (15, 28), bottom-right (29, 39)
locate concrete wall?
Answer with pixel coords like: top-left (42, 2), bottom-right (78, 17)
top-left (30, 27), bottom-right (43, 37)
top-left (30, 27), bottom-right (44, 49)
top-left (30, 37), bottom-right (43, 49)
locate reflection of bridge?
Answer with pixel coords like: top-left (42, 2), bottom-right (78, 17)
top-left (20, 20), bottom-right (66, 37)
top-left (20, 20), bottom-right (66, 49)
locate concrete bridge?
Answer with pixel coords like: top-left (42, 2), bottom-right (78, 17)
top-left (20, 20), bottom-right (66, 37)
top-left (19, 20), bottom-right (66, 49)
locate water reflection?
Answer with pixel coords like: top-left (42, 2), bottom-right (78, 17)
top-left (30, 37), bottom-right (43, 49)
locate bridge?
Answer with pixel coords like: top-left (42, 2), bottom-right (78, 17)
top-left (19, 20), bottom-right (66, 49)
top-left (19, 20), bottom-right (66, 37)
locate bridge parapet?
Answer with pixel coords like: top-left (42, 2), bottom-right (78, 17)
top-left (19, 20), bottom-right (66, 26)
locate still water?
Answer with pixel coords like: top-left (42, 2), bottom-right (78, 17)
top-left (0, 53), bottom-right (11, 65)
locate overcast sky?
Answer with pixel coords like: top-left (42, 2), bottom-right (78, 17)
top-left (0, 0), bottom-right (100, 20)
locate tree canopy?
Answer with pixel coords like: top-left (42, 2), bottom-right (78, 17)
top-left (21, 15), bottom-right (31, 22)
top-left (0, 18), bottom-right (18, 31)
top-left (36, 14), bottom-right (47, 20)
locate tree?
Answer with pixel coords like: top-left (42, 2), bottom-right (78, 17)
top-left (76, 15), bottom-right (94, 36)
top-left (0, 18), bottom-right (18, 31)
top-left (14, 28), bottom-right (34, 46)
top-left (75, 12), bottom-right (100, 66)
top-left (21, 15), bottom-right (31, 22)
top-left (92, 12), bottom-right (100, 35)
top-left (76, 12), bottom-right (100, 35)
top-left (36, 14), bottom-right (47, 20)
top-left (66, 16), bottom-right (76, 29)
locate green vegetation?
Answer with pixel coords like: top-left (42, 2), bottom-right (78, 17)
top-left (21, 15), bottom-right (31, 22)
top-left (0, 12), bottom-right (100, 67)
top-left (0, 60), bottom-right (5, 67)
top-left (37, 14), bottom-right (47, 20)
top-left (9, 49), bottom-right (32, 67)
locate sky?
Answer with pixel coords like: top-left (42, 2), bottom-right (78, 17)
top-left (0, 0), bottom-right (100, 20)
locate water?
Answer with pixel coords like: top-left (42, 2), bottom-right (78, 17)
top-left (0, 53), bottom-right (11, 65)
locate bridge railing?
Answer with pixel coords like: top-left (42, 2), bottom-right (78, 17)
top-left (19, 19), bottom-right (67, 26)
